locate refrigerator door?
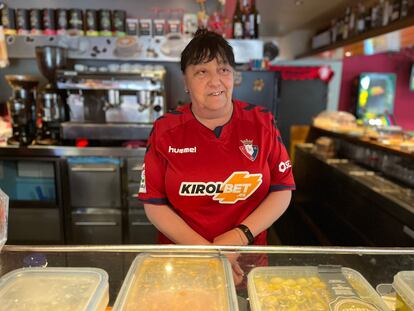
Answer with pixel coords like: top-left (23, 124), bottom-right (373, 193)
top-left (67, 158), bottom-right (121, 208)
top-left (278, 79), bottom-right (328, 151)
top-left (232, 71), bottom-right (279, 116)
top-left (70, 208), bottom-right (123, 244)
top-left (8, 208), bottom-right (62, 243)
top-left (128, 209), bottom-right (157, 244)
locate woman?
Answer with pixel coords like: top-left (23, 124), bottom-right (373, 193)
top-left (139, 29), bottom-right (295, 280)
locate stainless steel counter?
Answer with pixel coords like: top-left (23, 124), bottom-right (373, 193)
top-left (0, 145), bottom-right (149, 245)
top-left (0, 145), bottom-right (146, 157)
top-left (1, 245), bottom-right (413, 308)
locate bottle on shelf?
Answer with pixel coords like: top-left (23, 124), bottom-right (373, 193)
top-left (364, 4), bottom-right (372, 31)
top-left (391, 0), bottom-right (401, 21)
top-left (233, 0), bottom-right (244, 39)
top-left (348, 5), bottom-right (357, 37)
top-left (375, 0), bottom-right (385, 28)
top-left (342, 7), bottom-right (350, 40)
top-left (400, 0), bottom-right (414, 17)
top-left (208, 1), bottom-right (225, 36)
top-left (407, 0), bottom-right (414, 16)
top-left (197, 0), bottom-right (209, 29)
top-left (370, 2), bottom-right (380, 28)
top-left (382, 0), bottom-right (391, 26)
top-left (337, 18), bottom-right (344, 41)
top-left (248, 0), bottom-right (260, 38)
top-left (242, 0), bottom-right (250, 38)
top-left (356, 3), bottom-right (366, 34)
top-left (330, 18), bottom-right (338, 43)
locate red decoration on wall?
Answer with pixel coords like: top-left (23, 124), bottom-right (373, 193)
top-left (269, 65), bottom-right (334, 83)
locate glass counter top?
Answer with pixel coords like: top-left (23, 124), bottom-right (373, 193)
top-left (1, 245), bottom-right (413, 310)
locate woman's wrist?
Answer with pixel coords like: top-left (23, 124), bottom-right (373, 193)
top-left (236, 224), bottom-right (255, 245)
top-left (234, 227), bottom-right (249, 245)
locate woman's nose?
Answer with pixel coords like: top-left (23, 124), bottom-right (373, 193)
top-left (208, 73), bottom-right (221, 87)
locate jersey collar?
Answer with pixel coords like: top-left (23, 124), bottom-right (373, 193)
top-left (187, 100), bottom-right (239, 139)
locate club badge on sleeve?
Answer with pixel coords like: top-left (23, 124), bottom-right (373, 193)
top-left (239, 139), bottom-right (258, 161)
top-left (139, 164), bottom-right (147, 193)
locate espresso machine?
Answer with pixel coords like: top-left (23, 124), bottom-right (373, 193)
top-left (35, 46), bottom-right (68, 145)
top-left (57, 65), bottom-right (166, 140)
top-left (62, 67), bottom-right (166, 123)
top-left (5, 75), bottom-right (39, 145)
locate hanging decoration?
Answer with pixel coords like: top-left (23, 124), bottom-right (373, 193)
top-left (269, 65), bottom-right (334, 83)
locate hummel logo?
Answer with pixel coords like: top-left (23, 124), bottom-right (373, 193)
top-left (168, 146), bottom-right (197, 154)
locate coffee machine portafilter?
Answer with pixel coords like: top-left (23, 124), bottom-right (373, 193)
top-left (35, 45), bottom-right (68, 145)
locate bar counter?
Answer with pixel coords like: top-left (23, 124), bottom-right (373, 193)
top-left (0, 144), bottom-right (145, 158)
top-left (308, 126), bottom-right (414, 160)
top-left (1, 245), bottom-right (413, 308)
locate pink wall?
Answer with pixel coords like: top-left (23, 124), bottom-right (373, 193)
top-left (339, 51), bottom-right (414, 131)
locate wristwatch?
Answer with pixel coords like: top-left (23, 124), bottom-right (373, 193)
top-left (236, 224), bottom-right (255, 245)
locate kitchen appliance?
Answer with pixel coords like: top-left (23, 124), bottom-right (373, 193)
top-left (67, 157), bottom-right (123, 244)
top-left (35, 45), bottom-right (68, 145)
top-left (233, 70), bottom-right (279, 116)
top-left (0, 158), bottom-right (64, 244)
top-left (5, 75), bottom-right (39, 146)
top-left (57, 65), bottom-right (166, 141)
top-left (278, 77), bottom-right (328, 151)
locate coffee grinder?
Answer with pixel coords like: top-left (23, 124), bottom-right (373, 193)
top-left (35, 45), bottom-right (68, 145)
top-left (5, 75), bottom-right (39, 145)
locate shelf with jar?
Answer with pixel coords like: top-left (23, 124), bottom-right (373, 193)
top-left (0, 3), bottom-right (263, 63)
top-left (301, 0), bottom-right (414, 59)
top-left (3, 34), bottom-right (262, 64)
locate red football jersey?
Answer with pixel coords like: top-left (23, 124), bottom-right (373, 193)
top-left (138, 100), bottom-right (295, 245)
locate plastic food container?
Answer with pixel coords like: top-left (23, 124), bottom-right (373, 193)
top-left (0, 188), bottom-right (9, 251)
top-left (248, 266), bottom-right (390, 311)
top-left (393, 271), bottom-right (414, 311)
top-left (113, 253), bottom-right (239, 311)
top-left (0, 267), bottom-right (109, 311)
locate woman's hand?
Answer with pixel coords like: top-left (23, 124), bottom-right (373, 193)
top-left (213, 228), bottom-right (247, 264)
top-left (228, 258), bottom-right (244, 286)
top-left (213, 229), bottom-right (247, 285)
top-left (144, 203), bottom-right (211, 245)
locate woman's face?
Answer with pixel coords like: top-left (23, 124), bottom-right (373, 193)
top-left (184, 58), bottom-right (234, 115)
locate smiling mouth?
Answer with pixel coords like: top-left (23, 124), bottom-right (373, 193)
top-left (208, 91), bottom-right (225, 96)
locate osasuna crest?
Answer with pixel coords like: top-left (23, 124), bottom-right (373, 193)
top-left (239, 139), bottom-right (258, 161)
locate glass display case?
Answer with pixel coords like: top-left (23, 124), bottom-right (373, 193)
top-left (0, 245), bottom-right (413, 310)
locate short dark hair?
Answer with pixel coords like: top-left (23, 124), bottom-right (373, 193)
top-left (180, 29), bottom-right (235, 73)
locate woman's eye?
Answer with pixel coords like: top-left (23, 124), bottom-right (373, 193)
top-left (196, 70), bottom-right (206, 76)
top-left (220, 68), bottom-right (231, 74)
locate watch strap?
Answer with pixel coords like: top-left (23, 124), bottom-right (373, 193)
top-left (236, 224), bottom-right (254, 245)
